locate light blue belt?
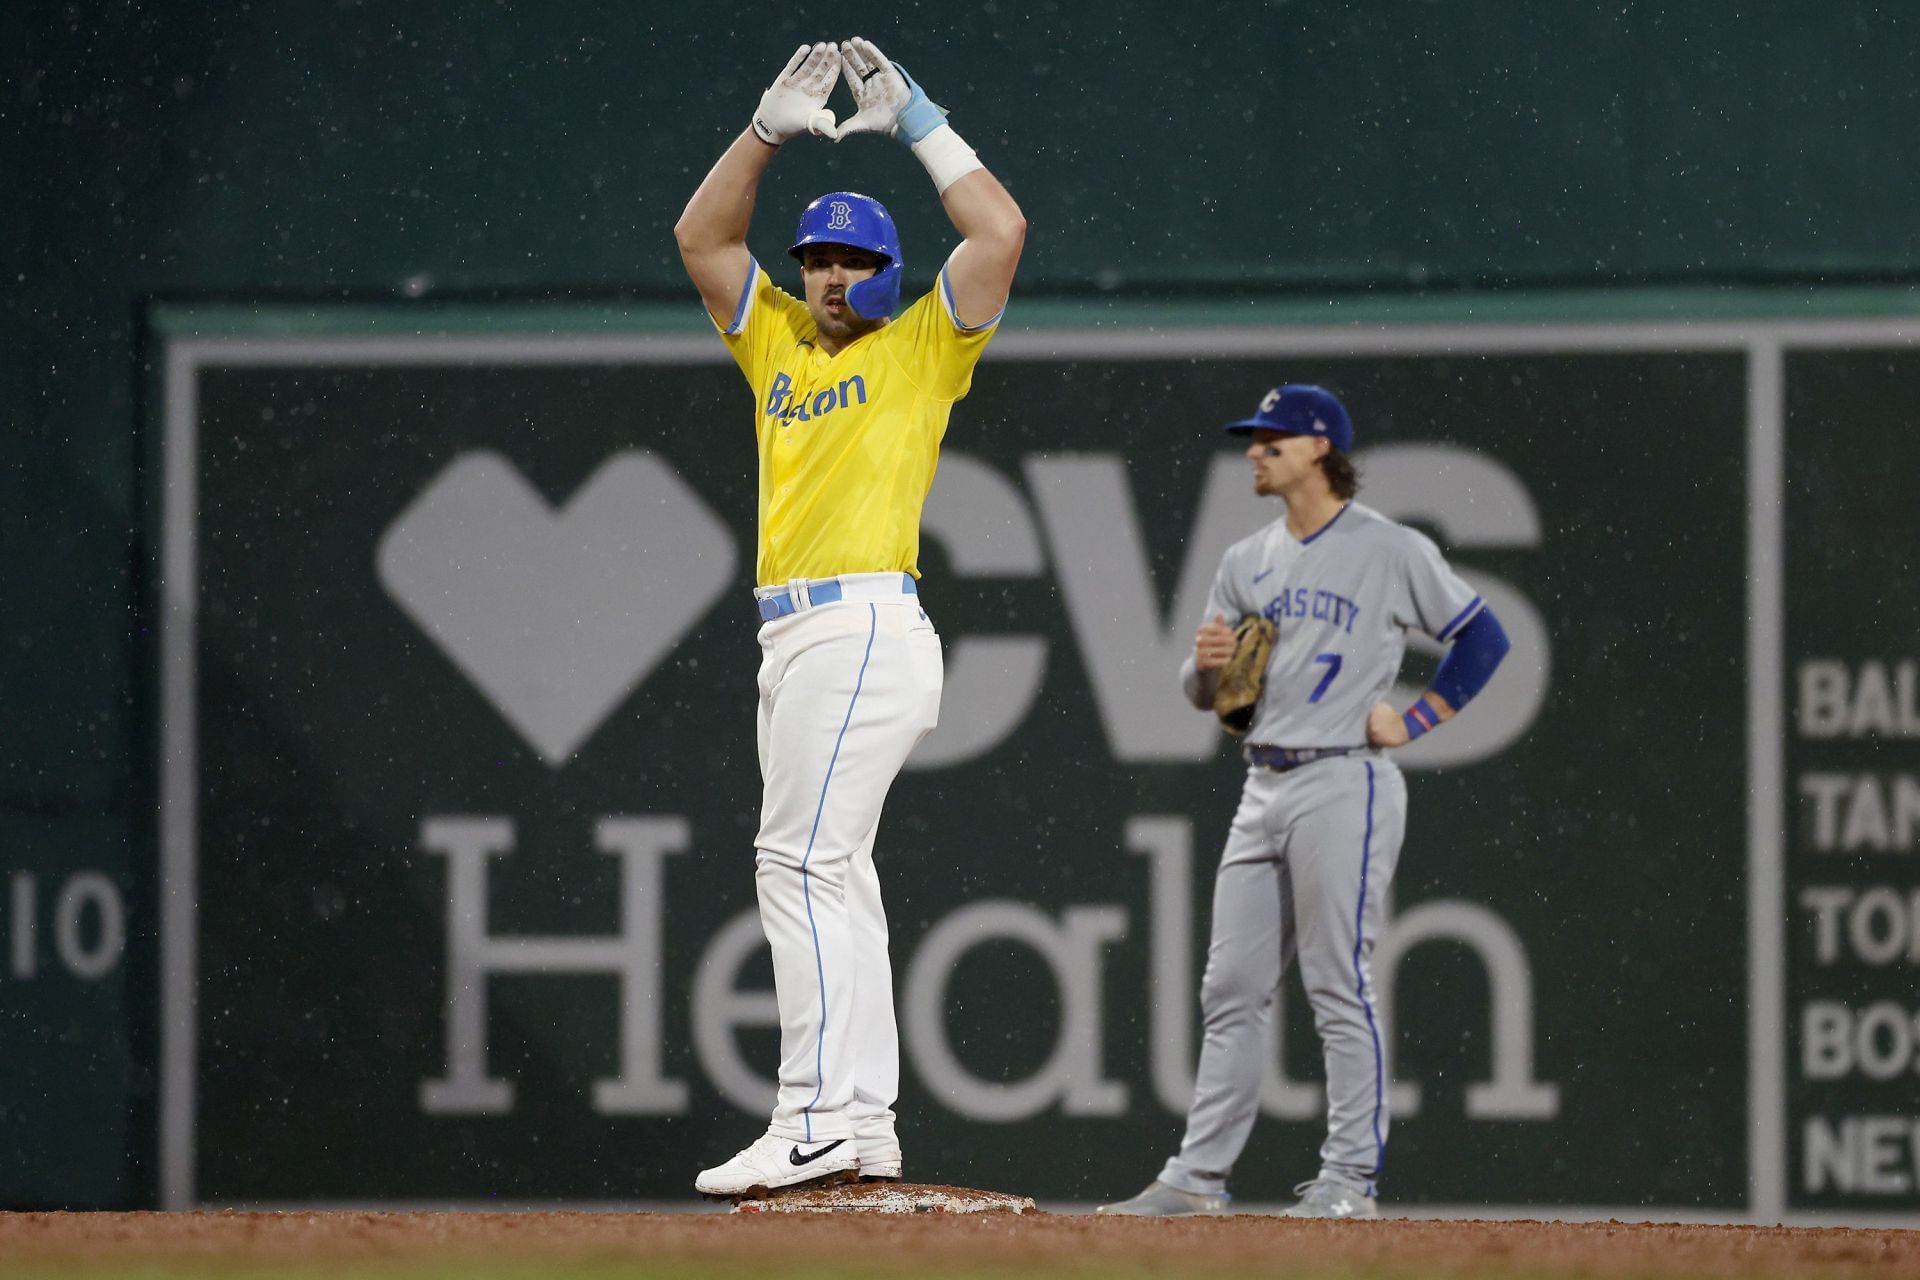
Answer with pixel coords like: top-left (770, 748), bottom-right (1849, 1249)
top-left (755, 573), bottom-right (917, 622)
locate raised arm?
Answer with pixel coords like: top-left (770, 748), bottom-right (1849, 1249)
top-left (674, 43), bottom-right (842, 325)
top-left (674, 129), bottom-right (776, 326)
top-left (834, 38), bottom-right (1026, 328)
top-left (938, 168), bottom-right (1027, 330)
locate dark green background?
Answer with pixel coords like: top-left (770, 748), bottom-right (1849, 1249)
top-left (173, 342), bottom-right (1747, 1205)
top-left (6, 0), bottom-right (1919, 1212)
top-left (1783, 349), bottom-right (1920, 1213)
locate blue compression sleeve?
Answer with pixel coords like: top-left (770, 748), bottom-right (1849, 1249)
top-left (1429, 606), bottom-right (1510, 710)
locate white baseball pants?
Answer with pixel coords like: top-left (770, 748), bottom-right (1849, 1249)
top-left (751, 576), bottom-right (941, 1146)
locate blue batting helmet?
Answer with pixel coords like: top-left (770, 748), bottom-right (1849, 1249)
top-left (789, 191), bottom-right (903, 320)
top-left (1223, 384), bottom-right (1355, 453)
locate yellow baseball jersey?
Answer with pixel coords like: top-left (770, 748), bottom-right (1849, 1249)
top-left (715, 259), bottom-right (1000, 586)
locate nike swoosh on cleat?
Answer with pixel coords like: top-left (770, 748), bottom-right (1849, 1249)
top-left (788, 1139), bottom-right (848, 1167)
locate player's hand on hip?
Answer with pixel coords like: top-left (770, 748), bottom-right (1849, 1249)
top-left (751, 42), bottom-right (842, 146)
top-left (1366, 700), bottom-right (1410, 748)
top-left (829, 37), bottom-right (911, 140)
top-left (1195, 613), bottom-right (1237, 673)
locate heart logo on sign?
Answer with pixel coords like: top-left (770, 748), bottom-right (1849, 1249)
top-left (376, 449), bottom-right (737, 767)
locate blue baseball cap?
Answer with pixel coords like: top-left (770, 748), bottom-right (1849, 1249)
top-left (1223, 384), bottom-right (1354, 453)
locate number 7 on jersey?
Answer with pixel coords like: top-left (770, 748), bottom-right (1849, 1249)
top-left (1309, 652), bottom-right (1342, 703)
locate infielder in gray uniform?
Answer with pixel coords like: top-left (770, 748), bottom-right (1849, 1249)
top-left (1099, 384), bottom-right (1512, 1219)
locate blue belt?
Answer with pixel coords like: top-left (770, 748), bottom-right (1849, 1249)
top-left (1245, 744), bottom-right (1366, 772)
top-left (755, 573), bottom-right (917, 622)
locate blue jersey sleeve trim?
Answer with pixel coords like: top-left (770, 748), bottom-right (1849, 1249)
top-left (940, 265), bottom-right (1004, 333)
top-left (723, 261), bottom-right (758, 335)
top-left (1430, 607), bottom-right (1510, 709)
top-left (1435, 594), bottom-right (1484, 642)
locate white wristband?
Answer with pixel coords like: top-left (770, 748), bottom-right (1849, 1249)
top-left (910, 123), bottom-right (984, 194)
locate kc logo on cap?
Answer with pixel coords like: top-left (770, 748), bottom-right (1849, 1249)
top-left (1224, 384), bottom-right (1355, 452)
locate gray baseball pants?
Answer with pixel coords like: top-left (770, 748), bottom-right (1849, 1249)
top-left (1159, 753), bottom-right (1408, 1198)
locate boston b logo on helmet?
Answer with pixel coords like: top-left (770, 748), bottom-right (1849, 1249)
top-left (789, 191), bottom-right (904, 320)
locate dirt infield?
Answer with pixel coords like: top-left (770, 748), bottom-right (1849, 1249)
top-left (3, 1207), bottom-right (1917, 1278)
top-left (0, 1205), bottom-right (1912, 1274)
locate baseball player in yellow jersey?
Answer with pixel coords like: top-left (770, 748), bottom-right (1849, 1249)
top-left (675, 38), bottom-right (1025, 1198)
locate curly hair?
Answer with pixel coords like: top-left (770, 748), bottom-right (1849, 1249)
top-left (1321, 447), bottom-right (1359, 500)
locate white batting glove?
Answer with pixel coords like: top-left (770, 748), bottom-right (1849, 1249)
top-left (834, 37), bottom-right (979, 190)
top-left (831, 37), bottom-right (911, 140)
top-left (751, 42), bottom-right (841, 146)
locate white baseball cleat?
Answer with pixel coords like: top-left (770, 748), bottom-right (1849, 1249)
top-left (1094, 1179), bottom-right (1231, 1216)
top-left (857, 1136), bottom-right (903, 1181)
top-left (1280, 1178), bottom-right (1378, 1219)
top-left (695, 1132), bottom-right (861, 1198)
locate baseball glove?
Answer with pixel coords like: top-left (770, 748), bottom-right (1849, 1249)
top-left (1213, 614), bottom-right (1276, 737)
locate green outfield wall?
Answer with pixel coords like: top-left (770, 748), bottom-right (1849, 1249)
top-left (44, 302), bottom-right (1900, 1223)
top-left (4, 0), bottom-right (1920, 1219)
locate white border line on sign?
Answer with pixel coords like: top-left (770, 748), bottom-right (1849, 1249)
top-left (157, 319), bottom-right (1919, 1224)
top-left (1745, 342), bottom-right (1787, 1226)
top-left (198, 1197), bottom-right (1920, 1228)
top-left (160, 341), bottom-right (203, 1213)
top-left (180, 1198), bottom-right (1777, 1223)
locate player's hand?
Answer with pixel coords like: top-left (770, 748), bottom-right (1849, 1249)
top-left (751, 42), bottom-right (842, 146)
top-left (833, 37), bottom-right (949, 143)
top-left (829, 37), bottom-right (911, 140)
top-left (1195, 613), bottom-right (1237, 673)
top-left (1366, 701), bottom-right (1411, 748)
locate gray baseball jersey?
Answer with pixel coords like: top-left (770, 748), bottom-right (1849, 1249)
top-left (1156, 499), bottom-right (1486, 1202)
top-left (1182, 502), bottom-right (1485, 743)
top-left (1160, 754), bottom-right (1408, 1199)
